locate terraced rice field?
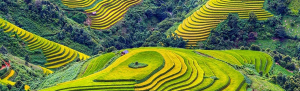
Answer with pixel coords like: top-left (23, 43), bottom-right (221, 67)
top-left (197, 50), bottom-right (273, 76)
top-left (174, 0), bottom-right (273, 47)
top-left (39, 66), bottom-right (54, 75)
top-left (0, 69), bottom-right (34, 90)
top-left (40, 47), bottom-right (274, 91)
top-left (61, 0), bottom-right (142, 30)
top-left (0, 19), bottom-right (90, 68)
top-left (0, 69), bottom-right (16, 86)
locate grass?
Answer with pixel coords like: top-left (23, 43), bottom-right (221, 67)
top-left (77, 53), bottom-right (115, 78)
top-left (37, 62), bottom-right (84, 89)
top-left (248, 75), bottom-right (284, 91)
top-left (288, 0), bottom-right (300, 15)
top-left (283, 16), bottom-right (300, 36)
top-left (252, 40), bottom-right (279, 50)
top-left (272, 64), bottom-right (294, 76)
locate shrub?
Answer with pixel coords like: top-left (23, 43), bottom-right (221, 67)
top-left (266, 48), bottom-right (271, 52)
top-left (240, 46), bottom-right (245, 50)
top-left (283, 55), bottom-right (292, 62)
top-left (245, 68), bottom-right (255, 75)
top-left (244, 46), bottom-right (249, 50)
top-left (7, 84), bottom-right (12, 90)
top-left (250, 44), bottom-right (261, 51)
top-left (128, 62), bottom-right (148, 68)
top-left (279, 61), bottom-right (287, 67)
top-left (25, 55), bottom-right (30, 66)
top-left (275, 26), bottom-right (289, 39)
top-left (15, 80), bottom-right (23, 88)
top-left (243, 74), bottom-right (252, 85)
top-left (274, 55), bottom-right (280, 62)
top-left (210, 76), bottom-right (218, 80)
top-left (276, 73), bottom-right (287, 85)
top-left (259, 71), bottom-right (263, 76)
top-left (71, 12), bottom-right (87, 24)
top-left (286, 62), bottom-right (296, 71)
top-left (291, 22), bottom-right (295, 27)
top-left (106, 46), bottom-right (117, 52)
top-left (279, 54), bottom-right (283, 60)
top-left (248, 11), bottom-right (257, 24)
top-left (273, 50), bottom-right (278, 54)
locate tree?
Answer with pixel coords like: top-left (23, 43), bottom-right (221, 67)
top-left (71, 12), bottom-right (87, 24)
top-left (248, 32), bottom-right (257, 40)
top-left (275, 25), bottom-right (288, 39)
top-left (259, 71), bottom-right (263, 76)
top-left (274, 55), bottom-right (280, 62)
top-left (145, 9), bottom-right (154, 18)
top-left (24, 0), bottom-right (32, 4)
top-left (266, 48), bottom-right (271, 52)
top-left (15, 80), bottom-right (23, 88)
top-left (240, 46), bottom-right (245, 50)
top-left (248, 11), bottom-right (257, 24)
top-left (286, 62), bottom-right (296, 71)
top-left (106, 46), bottom-right (117, 52)
top-left (244, 46), bottom-right (249, 50)
top-left (0, 45), bottom-right (8, 54)
top-left (267, 0), bottom-right (290, 15)
top-left (279, 61), bottom-right (287, 67)
top-left (250, 44), bottom-right (260, 51)
top-left (283, 55), bottom-right (292, 62)
top-left (25, 55), bottom-right (30, 66)
top-left (227, 13), bottom-right (239, 28)
top-left (276, 73), bottom-right (287, 85)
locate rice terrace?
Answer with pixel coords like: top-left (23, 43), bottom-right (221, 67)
top-left (0, 0), bottom-right (299, 90)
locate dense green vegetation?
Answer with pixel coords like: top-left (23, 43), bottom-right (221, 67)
top-left (35, 62), bottom-right (84, 90)
top-left (0, 53), bottom-right (45, 91)
top-left (0, 0), bottom-right (299, 90)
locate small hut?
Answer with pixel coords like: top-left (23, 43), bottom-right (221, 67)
top-left (0, 60), bottom-right (11, 70)
top-left (121, 50), bottom-right (129, 56)
top-left (92, 11), bottom-right (97, 15)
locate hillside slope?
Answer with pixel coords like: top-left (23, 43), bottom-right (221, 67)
top-left (40, 47), bottom-right (281, 91)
